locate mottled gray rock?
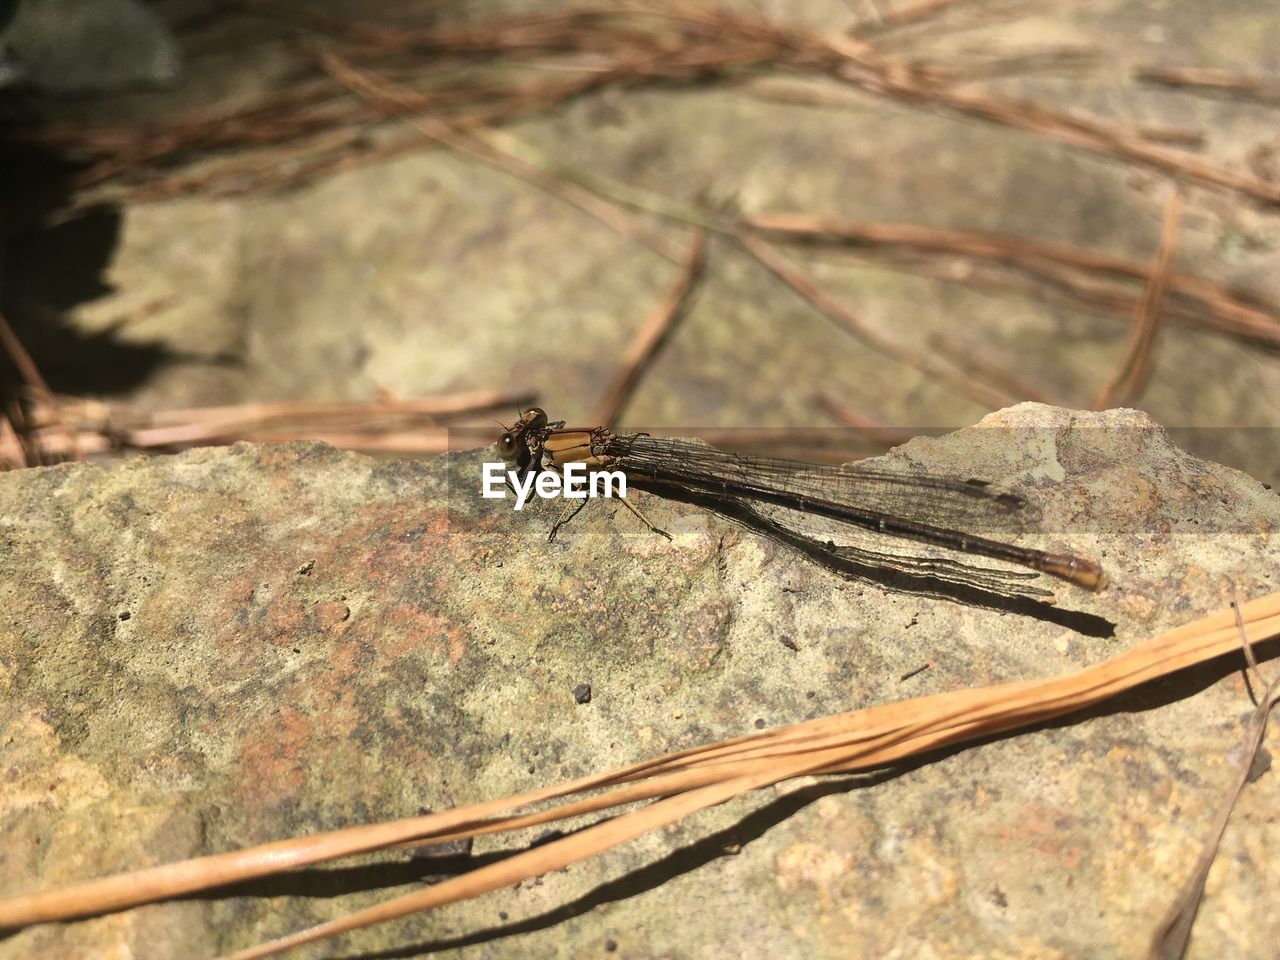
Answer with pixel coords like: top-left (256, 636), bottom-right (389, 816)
top-left (1, 0), bottom-right (179, 92)
top-left (0, 405), bottom-right (1277, 959)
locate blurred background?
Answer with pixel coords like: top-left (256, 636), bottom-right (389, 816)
top-left (2, 0), bottom-right (1278, 481)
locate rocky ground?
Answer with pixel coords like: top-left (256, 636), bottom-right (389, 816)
top-left (2, 405), bottom-right (1277, 958)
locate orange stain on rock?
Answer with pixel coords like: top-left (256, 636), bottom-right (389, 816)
top-left (312, 600), bottom-right (351, 630)
top-left (995, 804), bottom-right (1083, 869)
top-left (446, 629), bottom-right (467, 664)
top-left (236, 706), bottom-right (314, 805)
top-left (378, 606), bottom-right (470, 664)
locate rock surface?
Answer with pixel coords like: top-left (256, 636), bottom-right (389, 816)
top-left (1, 405), bottom-right (1278, 959)
top-left (0, 0), bottom-right (179, 92)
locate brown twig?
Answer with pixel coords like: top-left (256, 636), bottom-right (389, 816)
top-left (1147, 594), bottom-right (1280, 960)
top-left (11, 6), bottom-right (1279, 214)
top-left (1134, 123), bottom-right (1206, 149)
top-left (744, 213), bottom-right (1280, 346)
top-left (594, 229), bottom-right (708, 427)
top-left (40, 405), bottom-right (881, 460)
top-left (98, 293), bottom-right (182, 333)
top-left (926, 334), bottom-right (1063, 406)
top-left (909, 45), bottom-right (1098, 85)
top-left (827, 52), bottom-right (1280, 205)
top-left (1230, 583), bottom-right (1266, 700)
top-left (0, 305), bottom-right (79, 463)
top-left (1135, 66), bottom-right (1280, 106)
top-left (804, 241), bottom-right (1213, 352)
top-left (146, 389), bottom-right (523, 426)
top-left (2, 592), bottom-right (1277, 957)
top-left (30, 390), bottom-right (531, 456)
top-left (0, 405), bottom-right (28, 468)
top-left (315, 48), bottom-right (683, 262)
top-left (813, 393), bottom-right (918, 448)
top-left (1093, 189), bottom-right (1183, 409)
top-left (741, 234), bottom-right (1018, 409)
top-left (29, 427), bottom-right (454, 458)
top-left (742, 74), bottom-right (1203, 153)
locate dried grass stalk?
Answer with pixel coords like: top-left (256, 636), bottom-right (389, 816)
top-left (0, 306), bottom-right (78, 463)
top-left (2, 592), bottom-right (1277, 959)
top-left (742, 233), bottom-right (1019, 409)
top-left (594, 228), bottom-right (708, 426)
top-left (745, 213), bottom-right (1280, 345)
top-left (1092, 189), bottom-right (1183, 408)
top-left (10, 390), bottom-right (531, 462)
top-left (17, 7), bottom-right (1280, 211)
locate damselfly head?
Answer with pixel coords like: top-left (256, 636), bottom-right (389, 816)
top-left (496, 407), bottom-right (549, 467)
top-left (495, 429), bottom-right (522, 465)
